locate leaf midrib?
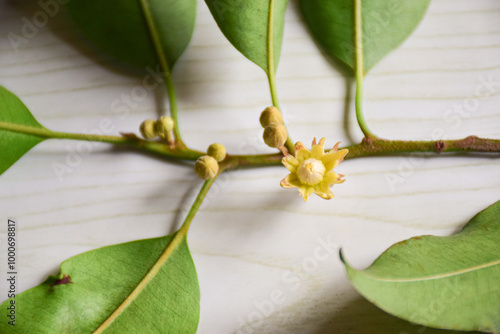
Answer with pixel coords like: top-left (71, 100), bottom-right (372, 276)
top-left (0, 121), bottom-right (47, 135)
top-left (358, 258), bottom-right (500, 283)
top-left (354, 0), bottom-right (364, 77)
top-left (267, 0), bottom-right (276, 76)
top-left (93, 231), bottom-right (187, 333)
top-left (93, 179), bottom-right (215, 332)
top-left (139, 0), bottom-right (172, 76)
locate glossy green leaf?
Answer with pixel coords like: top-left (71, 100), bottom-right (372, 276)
top-left (342, 201), bottom-right (500, 333)
top-left (65, 0), bottom-right (196, 71)
top-left (0, 86), bottom-right (46, 176)
top-left (299, 0), bottom-right (430, 73)
top-left (204, 0), bottom-right (289, 74)
top-left (0, 233), bottom-right (200, 333)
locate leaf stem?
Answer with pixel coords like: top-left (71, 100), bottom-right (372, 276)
top-left (164, 74), bottom-right (183, 145)
top-left (0, 121), bottom-right (202, 160)
top-left (354, 0), bottom-right (377, 140)
top-left (267, 0), bottom-right (294, 154)
top-left (0, 122), bottom-right (124, 144)
top-left (179, 178), bottom-right (218, 233)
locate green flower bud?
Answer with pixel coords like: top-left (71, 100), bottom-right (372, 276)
top-left (259, 106), bottom-right (283, 128)
top-left (207, 143), bottom-right (226, 162)
top-left (263, 123), bottom-right (287, 148)
top-left (140, 119), bottom-right (157, 140)
top-left (155, 116), bottom-right (174, 140)
top-left (195, 155), bottom-right (219, 180)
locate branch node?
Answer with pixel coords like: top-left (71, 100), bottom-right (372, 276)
top-left (434, 140), bottom-right (446, 154)
top-left (361, 136), bottom-right (375, 148)
top-left (456, 135), bottom-right (479, 150)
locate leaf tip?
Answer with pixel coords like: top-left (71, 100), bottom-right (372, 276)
top-left (339, 249), bottom-right (356, 273)
top-left (339, 248), bottom-right (346, 264)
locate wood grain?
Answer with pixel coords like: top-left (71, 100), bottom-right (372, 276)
top-left (0, 0), bottom-right (499, 333)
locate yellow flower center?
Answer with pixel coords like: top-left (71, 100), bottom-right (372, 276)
top-left (297, 158), bottom-right (325, 185)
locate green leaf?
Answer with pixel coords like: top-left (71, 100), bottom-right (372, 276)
top-left (299, 0), bottom-right (430, 73)
top-left (65, 0), bottom-right (197, 72)
top-left (204, 0), bottom-right (289, 74)
top-left (0, 233), bottom-right (200, 333)
top-left (341, 201), bottom-right (500, 333)
top-left (0, 86), bottom-right (46, 176)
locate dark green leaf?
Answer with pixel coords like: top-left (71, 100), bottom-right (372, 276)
top-left (65, 0), bottom-right (196, 71)
top-left (204, 0), bottom-right (289, 74)
top-left (299, 0), bottom-right (430, 73)
top-left (0, 86), bottom-right (46, 176)
top-left (342, 201), bottom-right (500, 333)
top-left (0, 234), bottom-right (200, 333)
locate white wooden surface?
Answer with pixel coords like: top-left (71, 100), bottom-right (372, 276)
top-left (1, 0), bottom-right (500, 333)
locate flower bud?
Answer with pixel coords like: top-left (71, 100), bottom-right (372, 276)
top-left (263, 123), bottom-right (287, 148)
top-left (155, 116), bottom-right (174, 140)
top-left (207, 143), bottom-right (226, 162)
top-left (140, 119), bottom-right (157, 140)
top-left (297, 158), bottom-right (326, 185)
top-left (259, 106), bottom-right (284, 128)
top-left (195, 156), bottom-right (219, 180)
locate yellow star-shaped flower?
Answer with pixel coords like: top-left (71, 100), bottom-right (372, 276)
top-left (280, 138), bottom-right (348, 201)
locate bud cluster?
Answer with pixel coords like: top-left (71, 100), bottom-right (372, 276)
top-left (260, 106), bottom-right (287, 149)
top-left (194, 143), bottom-right (227, 180)
top-left (139, 116), bottom-right (175, 143)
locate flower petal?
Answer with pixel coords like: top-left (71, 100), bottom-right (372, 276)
top-left (281, 173), bottom-right (300, 189)
top-left (321, 149), bottom-right (348, 170)
top-left (295, 141), bottom-right (306, 152)
top-left (296, 147), bottom-right (310, 161)
top-left (282, 156), bottom-right (299, 172)
top-left (311, 137), bottom-right (326, 157)
top-left (323, 171), bottom-right (340, 186)
top-left (299, 186), bottom-right (314, 202)
top-left (332, 141), bottom-right (341, 152)
top-left (316, 187), bottom-right (334, 200)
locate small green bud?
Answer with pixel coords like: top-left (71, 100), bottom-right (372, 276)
top-left (259, 106), bottom-right (283, 128)
top-left (195, 156), bottom-right (219, 180)
top-left (263, 123), bottom-right (287, 148)
top-left (207, 143), bottom-right (226, 162)
top-left (140, 119), bottom-right (157, 140)
top-left (155, 116), bottom-right (174, 140)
